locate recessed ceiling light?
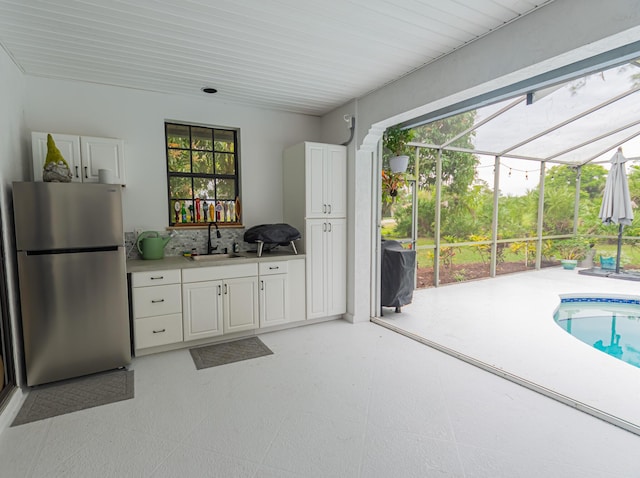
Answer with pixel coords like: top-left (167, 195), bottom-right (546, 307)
top-left (202, 87), bottom-right (217, 94)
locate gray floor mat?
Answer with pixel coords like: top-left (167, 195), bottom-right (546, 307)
top-left (190, 337), bottom-right (273, 370)
top-left (12, 369), bottom-right (134, 426)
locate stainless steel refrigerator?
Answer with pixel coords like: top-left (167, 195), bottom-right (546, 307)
top-left (13, 181), bottom-right (131, 386)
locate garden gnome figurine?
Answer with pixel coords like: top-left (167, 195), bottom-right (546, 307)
top-left (43, 134), bottom-right (72, 182)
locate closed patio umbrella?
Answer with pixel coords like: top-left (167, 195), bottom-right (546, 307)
top-left (598, 148), bottom-right (634, 273)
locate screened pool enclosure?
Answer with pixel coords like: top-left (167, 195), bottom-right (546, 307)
top-left (381, 60), bottom-right (640, 287)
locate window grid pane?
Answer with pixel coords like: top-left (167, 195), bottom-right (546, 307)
top-left (166, 122), bottom-right (240, 226)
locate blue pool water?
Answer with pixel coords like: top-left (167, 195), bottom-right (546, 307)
top-left (554, 295), bottom-right (640, 369)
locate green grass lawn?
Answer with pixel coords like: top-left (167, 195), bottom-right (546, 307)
top-left (381, 231), bottom-right (640, 268)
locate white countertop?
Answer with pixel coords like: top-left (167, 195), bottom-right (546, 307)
top-left (127, 250), bottom-right (305, 273)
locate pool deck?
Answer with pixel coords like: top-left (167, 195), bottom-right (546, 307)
top-left (377, 267), bottom-right (640, 433)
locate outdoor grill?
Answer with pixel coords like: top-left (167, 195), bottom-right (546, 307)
top-left (243, 223), bottom-right (301, 257)
top-left (380, 239), bottom-right (416, 314)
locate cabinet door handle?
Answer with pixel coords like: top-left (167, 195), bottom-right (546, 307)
top-left (328, 222), bottom-right (332, 232)
top-left (84, 166), bottom-right (88, 179)
top-left (328, 204), bottom-right (332, 214)
top-left (323, 223), bottom-right (327, 232)
top-left (217, 285), bottom-right (222, 296)
top-left (152, 329), bottom-right (166, 334)
top-left (268, 266), bottom-right (279, 270)
top-left (75, 165), bottom-right (79, 178)
top-left (322, 204), bottom-right (326, 213)
top-left (260, 280), bottom-right (264, 290)
top-left (150, 276), bottom-right (164, 280)
top-left (224, 284), bottom-right (228, 294)
top-left (151, 299), bottom-right (165, 303)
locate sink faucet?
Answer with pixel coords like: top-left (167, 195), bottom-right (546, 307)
top-left (207, 222), bottom-right (222, 254)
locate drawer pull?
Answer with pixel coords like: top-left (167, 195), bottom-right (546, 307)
top-left (152, 329), bottom-right (166, 334)
top-left (269, 266), bottom-right (279, 270)
top-left (151, 299), bottom-right (165, 303)
top-left (150, 276), bottom-right (164, 280)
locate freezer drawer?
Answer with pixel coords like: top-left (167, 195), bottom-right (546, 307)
top-left (17, 248), bottom-right (130, 386)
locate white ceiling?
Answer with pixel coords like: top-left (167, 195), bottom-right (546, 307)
top-left (0, 0), bottom-right (552, 116)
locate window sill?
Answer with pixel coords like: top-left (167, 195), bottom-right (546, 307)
top-left (168, 223), bottom-right (244, 230)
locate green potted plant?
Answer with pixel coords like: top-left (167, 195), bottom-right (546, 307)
top-left (383, 126), bottom-right (415, 173)
top-left (553, 237), bottom-right (592, 270)
top-left (381, 169), bottom-right (406, 205)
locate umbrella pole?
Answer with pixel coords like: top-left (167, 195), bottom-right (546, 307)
top-left (616, 224), bottom-right (623, 274)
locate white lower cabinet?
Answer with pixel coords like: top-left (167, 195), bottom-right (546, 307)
top-left (131, 269), bottom-right (183, 352)
top-left (132, 258), bottom-right (307, 354)
top-left (135, 314), bottom-right (183, 349)
top-left (258, 258), bottom-right (307, 328)
top-left (224, 276), bottom-right (259, 333)
top-left (182, 264), bottom-right (259, 340)
top-left (259, 275), bottom-right (288, 327)
top-left (306, 218), bottom-right (346, 319)
top-left (259, 262), bottom-right (289, 327)
top-left (182, 280), bottom-right (224, 341)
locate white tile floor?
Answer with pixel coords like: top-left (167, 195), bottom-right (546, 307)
top-left (378, 267), bottom-right (640, 433)
top-left (0, 317), bottom-right (639, 477)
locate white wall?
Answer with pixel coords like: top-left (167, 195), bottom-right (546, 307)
top-left (321, 101), bottom-right (374, 323)
top-left (23, 78), bottom-right (322, 232)
top-left (0, 46), bottom-right (28, 394)
top-left (321, 0), bottom-right (640, 323)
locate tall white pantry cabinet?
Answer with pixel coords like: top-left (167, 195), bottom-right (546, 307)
top-left (283, 142), bottom-right (347, 320)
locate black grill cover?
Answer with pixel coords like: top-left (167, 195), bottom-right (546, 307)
top-left (243, 223), bottom-right (301, 245)
top-left (381, 239), bottom-right (416, 308)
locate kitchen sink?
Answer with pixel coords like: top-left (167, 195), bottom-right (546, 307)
top-left (190, 253), bottom-right (245, 262)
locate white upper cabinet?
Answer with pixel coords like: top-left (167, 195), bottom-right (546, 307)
top-left (81, 136), bottom-right (126, 184)
top-left (284, 142), bottom-right (346, 221)
top-left (32, 132), bottom-right (126, 185)
top-left (325, 144), bottom-right (347, 217)
top-left (32, 133), bottom-right (80, 182)
top-left (306, 144), bottom-right (326, 217)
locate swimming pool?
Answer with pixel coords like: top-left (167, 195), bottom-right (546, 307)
top-left (554, 294), bottom-right (640, 369)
